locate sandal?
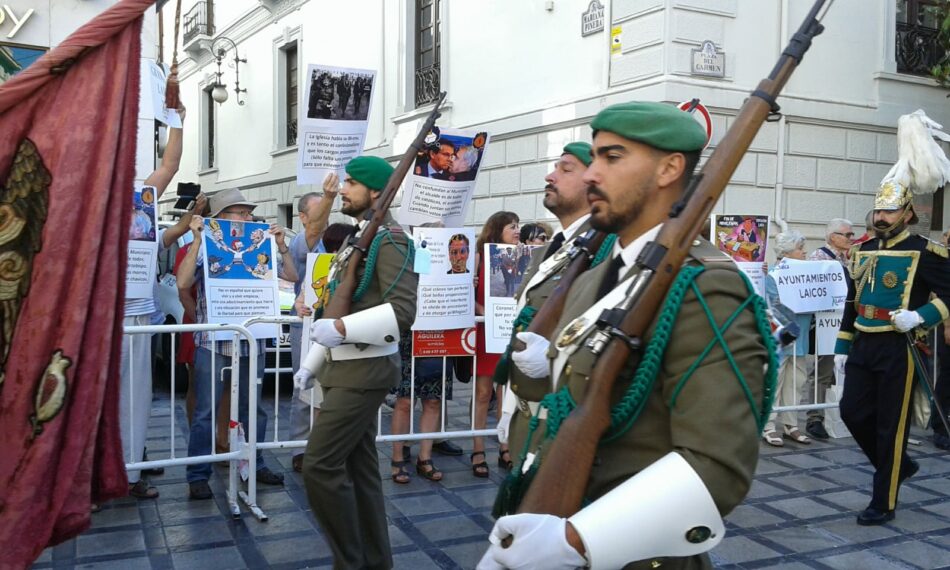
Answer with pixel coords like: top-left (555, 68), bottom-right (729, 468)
top-left (471, 451), bottom-right (489, 478)
top-left (783, 426), bottom-right (811, 444)
top-left (762, 431), bottom-right (784, 447)
top-left (498, 448), bottom-right (513, 470)
top-left (416, 459), bottom-right (443, 481)
top-left (128, 479), bottom-right (159, 499)
top-left (391, 459), bottom-right (411, 484)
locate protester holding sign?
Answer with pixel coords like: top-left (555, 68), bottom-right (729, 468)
top-left (762, 231), bottom-right (812, 447)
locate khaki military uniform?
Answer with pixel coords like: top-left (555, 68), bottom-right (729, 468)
top-left (507, 238), bottom-right (768, 570)
top-left (302, 214), bottom-right (417, 570)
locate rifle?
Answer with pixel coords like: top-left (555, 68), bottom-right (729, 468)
top-left (517, 0), bottom-right (831, 517)
top-left (322, 92), bottom-right (447, 320)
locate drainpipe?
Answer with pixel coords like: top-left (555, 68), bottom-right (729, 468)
top-left (773, 0), bottom-right (789, 233)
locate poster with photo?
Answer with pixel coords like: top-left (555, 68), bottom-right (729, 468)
top-left (125, 185), bottom-right (159, 299)
top-left (140, 59), bottom-right (182, 128)
top-left (710, 214), bottom-right (770, 295)
top-left (201, 219), bottom-right (280, 338)
top-left (483, 243), bottom-right (541, 353)
top-left (397, 127), bottom-right (489, 227)
top-left (411, 228), bottom-right (476, 331)
top-left (296, 64), bottom-right (376, 185)
top-left (299, 252), bottom-right (337, 408)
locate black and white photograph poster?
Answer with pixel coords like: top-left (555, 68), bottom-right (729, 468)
top-left (296, 63), bottom-right (376, 185)
top-left (397, 126), bottom-right (490, 228)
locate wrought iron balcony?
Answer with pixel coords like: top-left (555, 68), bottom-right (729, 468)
top-left (896, 21), bottom-right (944, 76)
top-left (415, 65), bottom-right (441, 107)
top-left (183, 1), bottom-right (215, 45)
top-left (287, 118), bottom-right (298, 147)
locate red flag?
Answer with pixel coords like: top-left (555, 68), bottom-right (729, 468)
top-left (0, 0), bottom-right (155, 565)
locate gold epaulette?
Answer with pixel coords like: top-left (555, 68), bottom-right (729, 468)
top-left (924, 237), bottom-right (948, 258)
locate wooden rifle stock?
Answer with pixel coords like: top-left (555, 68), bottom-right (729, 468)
top-left (517, 0), bottom-right (829, 517)
top-left (323, 92), bottom-right (447, 320)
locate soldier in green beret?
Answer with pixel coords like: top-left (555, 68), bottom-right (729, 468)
top-left (835, 110), bottom-right (950, 526)
top-left (296, 155), bottom-right (418, 569)
top-left (480, 102), bottom-right (771, 569)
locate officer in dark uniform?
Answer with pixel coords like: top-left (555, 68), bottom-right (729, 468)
top-left (835, 111), bottom-right (950, 526)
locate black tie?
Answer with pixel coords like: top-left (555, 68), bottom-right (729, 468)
top-left (543, 232), bottom-right (566, 261)
top-left (597, 254), bottom-right (627, 298)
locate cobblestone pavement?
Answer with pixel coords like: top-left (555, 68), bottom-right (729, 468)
top-left (35, 385), bottom-right (950, 569)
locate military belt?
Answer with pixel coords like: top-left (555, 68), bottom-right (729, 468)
top-left (857, 303), bottom-right (895, 321)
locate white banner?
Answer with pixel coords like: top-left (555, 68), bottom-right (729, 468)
top-left (296, 64), bottom-right (375, 185)
top-left (397, 127), bottom-right (489, 227)
top-left (411, 228), bottom-right (476, 331)
top-left (773, 258), bottom-right (847, 314)
top-left (201, 219), bottom-right (279, 339)
top-left (815, 309), bottom-right (844, 356)
top-left (125, 185), bottom-right (159, 299)
top-left (140, 59), bottom-right (182, 127)
top-left (483, 243), bottom-right (541, 353)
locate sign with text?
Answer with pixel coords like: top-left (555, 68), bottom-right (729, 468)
top-left (483, 242), bottom-right (541, 353)
top-left (581, 0), bottom-right (604, 36)
top-left (691, 40), bottom-right (725, 78)
top-left (815, 309), bottom-right (844, 356)
top-left (773, 259), bottom-right (848, 314)
top-left (412, 328), bottom-right (476, 357)
top-left (140, 59), bottom-right (182, 127)
top-left (125, 185), bottom-right (158, 299)
top-left (201, 219), bottom-right (279, 338)
top-left (711, 214), bottom-right (769, 296)
top-left (411, 228), bottom-right (476, 331)
top-left (297, 63), bottom-right (375, 185)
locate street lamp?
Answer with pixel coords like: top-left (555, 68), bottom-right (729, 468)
top-left (210, 36), bottom-right (246, 106)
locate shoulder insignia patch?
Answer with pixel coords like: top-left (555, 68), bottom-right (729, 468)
top-left (924, 237), bottom-right (948, 258)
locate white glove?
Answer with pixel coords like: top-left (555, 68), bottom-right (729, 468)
top-left (293, 368), bottom-right (315, 391)
top-left (511, 332), bottom-right (550, 379)
top-left (310, 318), bottom-right (344, 347)
top-left (890, 309), bottom-right (923, 333)
top-left (478, 513), bottom-right (587, 570)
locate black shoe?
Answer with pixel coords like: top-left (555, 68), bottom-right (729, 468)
top-left (141, 449), bottom-right (165, 476)
top-left (257, 467), bottom-right (285, 486)
top-left (934, 431), bottom-right (950, 450)
top-left (856, 507), bottom-right (894, 526)
top-left (188, 480), bottom-right (213, 500)
top-left (433, 440), bottom-right (463, 456)
top-left (900, 458), bottom-right (919, 484)
top-left (806, 421), bottom-right (829, 440)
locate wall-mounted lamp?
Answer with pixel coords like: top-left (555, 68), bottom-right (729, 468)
top-left (210, 36), bottom-right (246, 105)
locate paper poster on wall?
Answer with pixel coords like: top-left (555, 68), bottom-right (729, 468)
top-left (126, 185), bottom-right (159, 299)
top-left (772, 259), bottom-right (848, 314)
top-left (296, 64), bottom-right (376, 185)
top-left (201, 219), bottom-right (279, 339)
top-left (815, 309), bottom-right (844, 356)
top-left (711, 214), bottom-right (770, 295)
top-left (411, 228), bottom-right (476, 331)
top-left (139, 59), bottom-right (182, 128)
top-left (397, 127), bottom-right (489, 227)
top-left (483, 243), bottom-right (541, 353)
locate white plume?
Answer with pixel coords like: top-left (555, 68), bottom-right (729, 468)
top-left (881, 109), bottom-right (950, 195)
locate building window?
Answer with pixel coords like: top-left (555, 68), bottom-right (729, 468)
top-left (286, 43), bottom-right (298, 147)
top-left (896, 0), bottom-right (945, 76)
top-left (414, 0), bottom-right (441, 107)
top-left (184, 1), bottom-right (215, 45)
top-left (0, 43), bottom-right (46, 85)
top-left (203, 87), bottom-right (216, 169)
top-left (278, 204), bottom-right (293, 230)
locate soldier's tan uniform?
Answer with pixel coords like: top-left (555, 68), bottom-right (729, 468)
top-left (508, 239), bottom-right (767, 570)
top-left (302, 213), bottom-right (417, 570)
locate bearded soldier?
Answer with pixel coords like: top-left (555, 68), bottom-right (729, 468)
top-left (480, 102), bottom-right (772, 569)
top-left (296, 155), bottom-right (417, 569)
top-left (835, 110), bottom-right (950, 526)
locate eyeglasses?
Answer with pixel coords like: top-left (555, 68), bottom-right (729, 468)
top-left (534, 234), bottom-right (548, 242)
top-left (832, 232), bottom-right (855, 239)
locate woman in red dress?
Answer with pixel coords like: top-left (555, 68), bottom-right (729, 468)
top-left (472, 211), bottom-right (520, 477)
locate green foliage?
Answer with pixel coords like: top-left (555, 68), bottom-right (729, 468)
top-left (932, 2), bottom-right (950, 91)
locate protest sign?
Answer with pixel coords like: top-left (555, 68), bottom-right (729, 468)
top-left (296, 64), bottom-right (375, 185)
top-left (398, 127), bottom-right (489, 227)
top-left (125, 185), bottom-right (158, 299)
top-left (483, 243), bottom-right (540, 353)
top-left (412, 328), bottom-right (476, 357)
top-left (411, 228), bottom-right (476, 331)
top-left (772, 258), bottom-right (847, 313)
top-left (140, 59), bottom-right (182, 128)
top-left (815, 309), bottom-right (844, 356)
top-left (711, 214), bottom-right (769, 295)
top-left (298, 252), bottom-right (336, 408)
top-left (200, 219), bottom-right (279, 338)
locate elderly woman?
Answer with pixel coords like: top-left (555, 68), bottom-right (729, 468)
top-left (762, 230), bottom-right (813, 446)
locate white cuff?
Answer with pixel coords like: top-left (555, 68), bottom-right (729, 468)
top-left (568, 453), bottom-right (724, 569)
top-left (341, 303), bottom-right (400, 346)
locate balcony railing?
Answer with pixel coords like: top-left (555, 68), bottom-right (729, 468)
top-left (414, 65), bottom-right (441, 107)
top-left (183, 1), bottom-right (215, 45)
top-left (896, 21), bottom-right (944, 76)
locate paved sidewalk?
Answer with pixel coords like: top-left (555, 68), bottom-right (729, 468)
top-left (34, 387), bottom-right (950, 569)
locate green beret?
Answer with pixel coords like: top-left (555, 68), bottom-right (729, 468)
top-left (591, 101), bottom-right (706, 152)
top-left (345, 156), bottom-right (394, 191)
top-left (562, 142), bottom-right (592, 166)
